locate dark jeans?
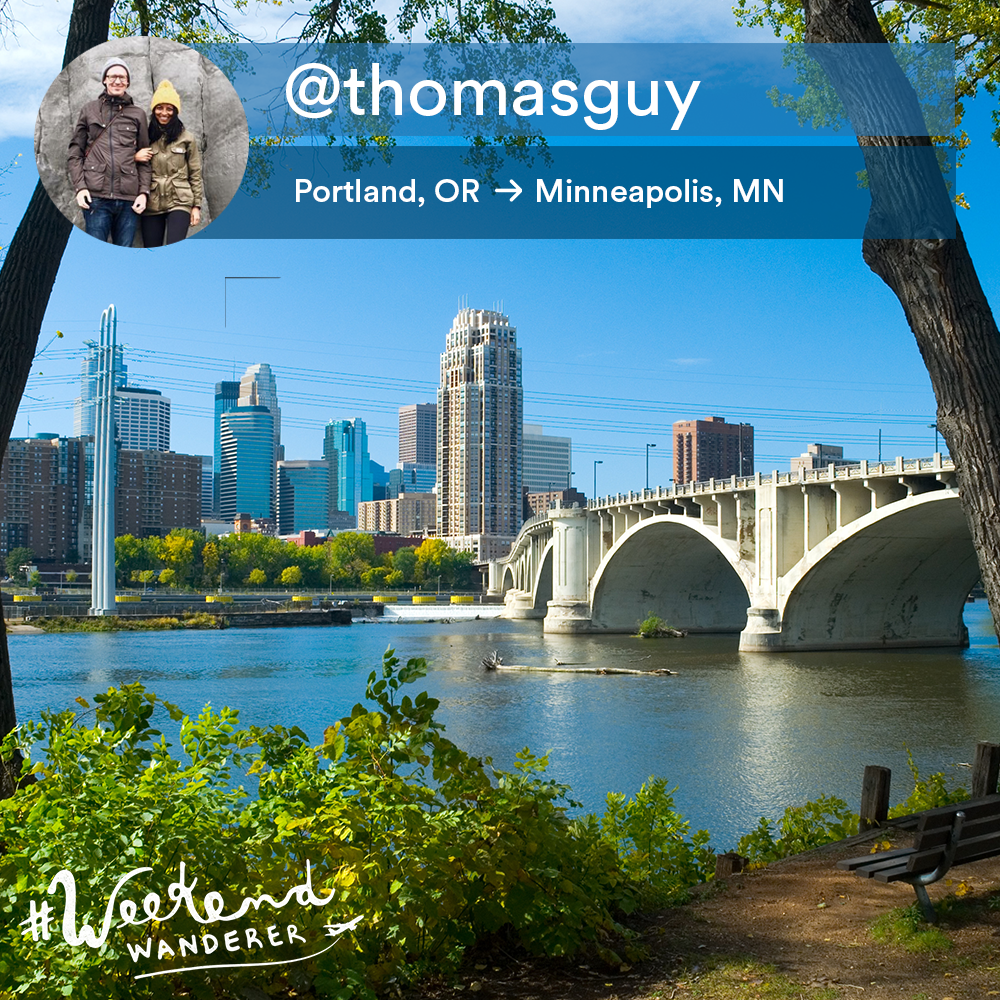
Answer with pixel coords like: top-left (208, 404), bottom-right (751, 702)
top-left (83, 197), bottom-right (139, 247)
top-left (141, 210), bottom-right (191, 247)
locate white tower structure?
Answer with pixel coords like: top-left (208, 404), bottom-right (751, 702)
top-left (437, 306), bottom-right (522, 561)
top-left (90, 305), bottom-right (118, 615)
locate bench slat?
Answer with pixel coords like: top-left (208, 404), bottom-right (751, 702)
top-left (912, 812), bottom-right (1000, 852)
top-left (906, 829), bottom-right (1000, 874)
top-left (837, 848), bottom-right (914, 873)
top-left (915, 794), bottom-right (1000, 832)
top-left (844, 854), bottom-right (919, 880)
top-left (873, 861), bottom-right (913, 883)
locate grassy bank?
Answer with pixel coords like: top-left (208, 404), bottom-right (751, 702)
top-left (22, 611), bottom-right (223, 632)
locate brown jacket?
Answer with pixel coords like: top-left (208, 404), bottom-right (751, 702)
top-left (68, 93), bottom-right (151, 199)
top-left (145, 129), bottom-right (203, 214)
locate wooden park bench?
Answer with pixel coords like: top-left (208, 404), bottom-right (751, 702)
top-left (837, 792), bottom-right (1000, 922)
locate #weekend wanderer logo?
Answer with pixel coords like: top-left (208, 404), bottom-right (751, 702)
top-left (20, 860), bottom-right (362, 980)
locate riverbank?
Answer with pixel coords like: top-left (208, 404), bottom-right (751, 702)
top-left (407, 827), bottom-right (1000, 1000)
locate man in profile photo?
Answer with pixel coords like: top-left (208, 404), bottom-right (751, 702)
top-left (67, 58), bottom-right (151, 246)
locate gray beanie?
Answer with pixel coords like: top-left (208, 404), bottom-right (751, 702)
top-left (102, 58), bottom-right (131, 84)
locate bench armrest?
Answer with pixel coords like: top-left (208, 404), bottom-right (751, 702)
top-left (911, 810), bottom-right (965, 886)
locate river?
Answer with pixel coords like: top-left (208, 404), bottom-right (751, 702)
top-left (9, 602), bottom-right (1000, 848)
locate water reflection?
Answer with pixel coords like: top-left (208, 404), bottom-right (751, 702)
top-left (8, 602), bottom-right (999, 847)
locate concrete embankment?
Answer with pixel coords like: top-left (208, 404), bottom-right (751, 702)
top-left (222, 609), bottom-right (351, 628)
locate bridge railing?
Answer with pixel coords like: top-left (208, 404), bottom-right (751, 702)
top-left (584, 455), bottom-right (954, 510)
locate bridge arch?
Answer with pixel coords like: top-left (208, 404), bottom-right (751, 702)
top-left (777, 492), bottom-right (978, 649)
top-left (532, 539), bottom-right (554, 613)
top-left (590, 516), bottom-right (752, 633)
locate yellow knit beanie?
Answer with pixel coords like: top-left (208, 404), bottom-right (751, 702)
top-left (150, 80), bottom-right (182, 115)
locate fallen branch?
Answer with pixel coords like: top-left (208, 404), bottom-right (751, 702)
top-left (494, 664), bottom-right (677, 676)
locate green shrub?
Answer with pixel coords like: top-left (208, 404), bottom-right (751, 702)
top-left (0, 649), bottom-right (639, 999)
top-left (599, 778), bottom-right (714, 906)
top-left (737, 795), bottom-right (857, 865)
top-left (888, 748), bottom-right (968, 818)
top-left (636, 614), bottom-right (666, 637)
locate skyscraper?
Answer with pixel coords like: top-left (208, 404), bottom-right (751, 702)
top-left (213, 381), bottom-right (240, 515)
top-left (74, 340), bottom-right (127, 438)
top-left (522, 423), bottom-right (572, 493)
top-left (219, 406), bottom-right (274, 519)
top-left (437, 307), bottom-right (522, 558)
top-left (672, 416), bottom-right (754, 485)
top-left (397, 403), bottom-right (437, 496)
top-left (399, 403), bottom-right (437, 464)
top-left (237, 364), bottom-right (282, 515)
top-left (322, 423), bottom-right (340, 524)
top-left (115, 387), bottom-right (171, 451)
top-left (326, 419), bottom-right (372, 517)
top-left (277, 460), bottom-right (330, 534)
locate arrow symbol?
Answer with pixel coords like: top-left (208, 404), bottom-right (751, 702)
top-left (494, 179), bottom-right (522, 202)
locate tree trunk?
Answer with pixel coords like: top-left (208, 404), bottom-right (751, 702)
top-left (804, 0), bottom-right (1000, 638)
top-left (0, 0), bottom-right (113, 794)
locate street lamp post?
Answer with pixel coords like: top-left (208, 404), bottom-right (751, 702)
top-left (593, 459), bottom-right (603, 500)
top-left (928, 423), bottom-right (940, 454)
top-left (645, 443), bottom-right (656, 490)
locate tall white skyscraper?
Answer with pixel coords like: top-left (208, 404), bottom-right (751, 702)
top-left (437, 307), bottom-right (522, 560)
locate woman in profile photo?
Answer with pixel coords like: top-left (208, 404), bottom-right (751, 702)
top-left (135, 80), bottom-right (203, 246)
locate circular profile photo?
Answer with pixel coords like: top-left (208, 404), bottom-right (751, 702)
top-left (35, 37), bottom-right (249, 248)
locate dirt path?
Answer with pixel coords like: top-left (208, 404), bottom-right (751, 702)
top-left (410, 828), bottom-right (1000, 1000)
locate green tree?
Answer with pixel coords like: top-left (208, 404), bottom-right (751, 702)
top-left (392, 546), bottom-right (418, 585)
top-left (734, 0), bottom-right (1000, 154)
top-left (248, 567), bottom-right (266, 588)
top-left (158, 568), bottom-right (176, 587)
top-left (4, 547), bottom-right (32, 583)
top-left (280, 565), bottom-right (302, 587)
top-left (327, 531), bottom-right (376, 570)
top-left (160, 528), bottom-right (200, 585)
top-left (385, 568), bottom-right (404, 588)
top-left (26, 571), bottom-right (40, 589)
top-left (201, 541), bottom-right (220, 589)
top-left (131, 569), bottom-right (156, 591)
top-left (115, 535), bottom-right (152, 587)
top-left (361, 566), bottom-right (389, 590)
top-left (64, 570), bottom-right (78, 585)
top-left (326, 531), bottom-right (377, 588)
top-left (734, 0), bottom-right (1000, 633)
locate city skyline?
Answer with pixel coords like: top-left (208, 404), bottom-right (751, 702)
top-left (8, 279), bottom-right (964, 505)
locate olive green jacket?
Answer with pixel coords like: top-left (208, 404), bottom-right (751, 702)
top-left (146, 129), bottom-right (203, 214)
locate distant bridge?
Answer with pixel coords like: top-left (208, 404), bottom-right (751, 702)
top-left (494, 456), bottom-right (978, 652)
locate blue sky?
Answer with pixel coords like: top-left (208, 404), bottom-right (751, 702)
top-left (1, 1), bottom-right (998, 496)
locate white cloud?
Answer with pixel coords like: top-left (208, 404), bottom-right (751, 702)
top-left (0, 0), bottom-right (70, 139)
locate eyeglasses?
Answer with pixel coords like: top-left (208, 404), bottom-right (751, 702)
top-left (105, 75), bottom-right (128, 82)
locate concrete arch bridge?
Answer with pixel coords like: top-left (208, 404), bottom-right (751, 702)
top-left (495, 456), bottom-right (979, 652)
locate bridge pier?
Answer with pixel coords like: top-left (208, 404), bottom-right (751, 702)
top-left (543, 505), bottom-right (593, 633)
top-left (505, 590), bottom-right (545, 619)
top-left (738, 608), bottom-right (784, 651)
